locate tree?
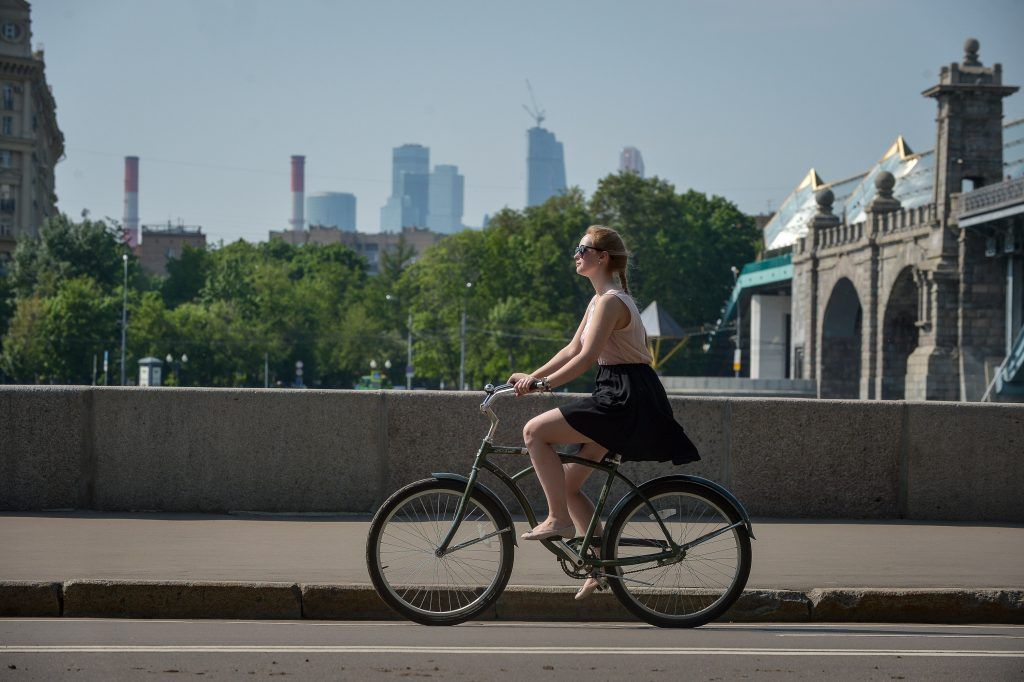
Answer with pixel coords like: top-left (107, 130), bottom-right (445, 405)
top-left (10, 214), bottom-right (130, 298)
top-left (0, 276), bottom-right (119, 383)
top-left (162, 244), bottom-right (210, 308)
top-left (590, 173), bottom-right (759, 374)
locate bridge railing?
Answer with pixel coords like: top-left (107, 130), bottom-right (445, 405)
top-left (815, 204), bottom-right (937, 252)
top-left (2, 387), bottom-right (1022, 522)
top-left (955, 177), bottom-right (1024, 218)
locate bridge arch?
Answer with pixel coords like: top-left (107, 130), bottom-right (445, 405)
top-left (881, 267), bottom-right (919, 400)
top-left (821, 278), bottom-right (863, 398)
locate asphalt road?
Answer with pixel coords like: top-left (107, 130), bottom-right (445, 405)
top-left (1, 619), bottom-right (1021, 680)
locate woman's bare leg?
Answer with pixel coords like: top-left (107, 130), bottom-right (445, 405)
top-left (563, 443), bottom-right (609, 597)
top-left (522, 408), bottom-right (593, 532)
top-left (563, 443), bottom-right (607, 537)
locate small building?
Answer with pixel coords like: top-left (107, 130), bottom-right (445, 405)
top-left (269, 225), bottom-right (443, 275)
top-left (136, 222), bottom-right (206, 276)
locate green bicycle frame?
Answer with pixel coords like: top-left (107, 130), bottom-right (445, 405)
top-left (435, 437), bottom-right (682, 571)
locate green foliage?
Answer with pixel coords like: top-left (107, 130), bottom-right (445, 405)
top-left (590, 173), bottom-right (760, 374)
top-left (0, 271), bottom-right (13, 342)
top-left (161, 244), bottom-right (210, 308)
top-left (0, 276), bottom-right (119, 383)
top-left (10, 214), bottom-right (130, 298)
top-left (1, 177), bottom-right (762, 386)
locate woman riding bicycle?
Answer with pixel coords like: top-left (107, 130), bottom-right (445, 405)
top-left (507, 225), bottom-right (701, 599)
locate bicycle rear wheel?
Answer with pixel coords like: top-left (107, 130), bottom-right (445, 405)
top-left (604, 479), bottom-right (751, 628)
top-left (366, 478), bottom-right (515, 625)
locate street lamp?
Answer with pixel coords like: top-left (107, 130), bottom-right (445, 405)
top-left (386, 293), bottom-right (414, 389)
top-left (731, 266), bottom-right (741, 378)
top-left (368, 358), bottom-right (391, 389)
top-left (120, 254), bottom-right (128, 385)
top-left (164, 353), bottom-right (188, 386)
top-left (459, 281), bottom-right (473, 390)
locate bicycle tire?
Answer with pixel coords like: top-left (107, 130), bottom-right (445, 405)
top-left (603, 479), bottom-right (751, 628)
top-left (366, 478), bottom-right (516, 625)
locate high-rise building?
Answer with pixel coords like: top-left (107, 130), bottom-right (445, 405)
top-left (619, 147), bottom-right (645, 177)
top-left (427, 164), bottom-right (464, 233)
top-left (307, 192), bottom-right (356, 232)
top-left (526, 126), bottom-right (566, 207)
top-left (0, 0), bottom-right (63, 265)
top-left (381, 144), bottom-right (429, 230)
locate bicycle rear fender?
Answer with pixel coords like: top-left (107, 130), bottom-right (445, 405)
top-left (608, 474), bottom-right (755, 540)
top-left (431, 473), bottom-right (519, 546)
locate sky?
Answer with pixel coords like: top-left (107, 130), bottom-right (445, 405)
top-left (32, 0), bottom-right (1024, 244)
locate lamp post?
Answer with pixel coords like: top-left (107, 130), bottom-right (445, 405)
top-left (164, 353), bottom-right (188, 386)
top-left (386, 293), bottom-right (414, 390)
top-left (731, 265), bottom-right (741, 378)
top-left (459, 281), bottom-right (472, 390)
top-left (120, 254), bottom-right (128, 385)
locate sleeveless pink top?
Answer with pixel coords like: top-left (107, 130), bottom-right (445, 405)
top-left (581, 291), bottom-right (653, 366)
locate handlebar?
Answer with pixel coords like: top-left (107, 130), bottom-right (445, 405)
top-left (479, 380), bottom-right (547, 412)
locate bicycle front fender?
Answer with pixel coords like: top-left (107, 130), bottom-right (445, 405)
top-left (607, 474), bottom-right (755, 540)
top-left (431, 472), bottom-right (519, 547)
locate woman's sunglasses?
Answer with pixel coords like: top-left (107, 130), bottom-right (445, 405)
top-left (574, 244), bottom-right (602, 258)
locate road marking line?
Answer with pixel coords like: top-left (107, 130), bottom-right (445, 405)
top-left (1, 646), bottom-right (1020, 658)
top-left (776, 633), bottom-right (1024, 640)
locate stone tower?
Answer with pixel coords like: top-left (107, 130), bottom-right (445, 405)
top-left (924, 38), bottom-right (1019, 223)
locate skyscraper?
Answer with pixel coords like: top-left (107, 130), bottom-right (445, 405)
top-left (427, 164), bottom-right (464, 233)
top-left (381, 144), bottom-right (429, 230)
top-left (619, 147), bottom-right (645, 177)
top-left (307, 192), bottom-right (356, 231)
top-left (526, 127), bottom-right (566, 207)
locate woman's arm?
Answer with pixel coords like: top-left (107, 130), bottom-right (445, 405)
top-left (543, 294), bottom-right (628, 389)
top-left (509, 297), bottom-right (592, 392)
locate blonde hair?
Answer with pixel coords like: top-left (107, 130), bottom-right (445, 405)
top-left (585, 225), bottom-right (631, 294)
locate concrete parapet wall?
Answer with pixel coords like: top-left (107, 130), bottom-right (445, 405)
top-left (2, 386), bottom-right (1022, 521)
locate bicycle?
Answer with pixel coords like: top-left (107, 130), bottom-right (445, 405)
top-left (365, 381), bottom-right (754, 628)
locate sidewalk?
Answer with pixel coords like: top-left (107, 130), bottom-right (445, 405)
top-left (1, 512), bottom-right (1022, 623)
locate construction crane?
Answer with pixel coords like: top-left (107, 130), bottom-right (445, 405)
top-left (522, 79), bottom-right (546, 128)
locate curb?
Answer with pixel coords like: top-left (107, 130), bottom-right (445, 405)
top-left (2, 581), bottom-right (1021, 623)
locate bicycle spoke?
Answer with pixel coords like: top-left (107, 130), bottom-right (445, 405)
top-left (373, 486), bottom-right (508, 619)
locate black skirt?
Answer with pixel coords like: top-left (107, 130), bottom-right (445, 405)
top-left (559, 364), bottom-right (700, 465)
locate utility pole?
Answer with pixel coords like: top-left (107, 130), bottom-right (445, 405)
top-left (731, 266), bottom-right (741, 378)
top-left (120, 254), bottom-right (128, 385)
top-left (406, 311), bottom-right (413, 390)
top-left (459, 281), bottom-right (472, 390)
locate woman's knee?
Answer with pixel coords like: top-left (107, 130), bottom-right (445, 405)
top-left (522, 417), bottom-right (542, 447)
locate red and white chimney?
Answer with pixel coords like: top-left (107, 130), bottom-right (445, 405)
top-left (123, 156), bottom-right (140, 248)
top-left (290, 155), bottom-right (305, 233)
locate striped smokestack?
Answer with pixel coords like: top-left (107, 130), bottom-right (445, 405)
top-left (123, 156), bottom-right (140, 248)
top-left (290, 155), bottom-right (305, 233)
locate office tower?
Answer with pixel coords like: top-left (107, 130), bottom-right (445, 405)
top-left (526, 126), bottom-right (566, 207)
top-left (307, 192), bottom-right (356, 231)
top-left (620, 147), bottom-right (645, 177)
top-left (427, 164), bottom-right (464, 233)
top-left (381, 144), bottom-right (429, 230)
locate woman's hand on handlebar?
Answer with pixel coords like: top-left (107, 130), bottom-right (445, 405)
top-left (508, 372), bottom-right (538, 396)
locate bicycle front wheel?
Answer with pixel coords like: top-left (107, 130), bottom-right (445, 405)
top-left (604, 479), bottom-right (751, 628)
top-left (366, 478), bottom-right (515, 625)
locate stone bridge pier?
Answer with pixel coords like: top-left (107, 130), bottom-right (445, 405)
top-left (789, 39), bottom-right (1019, 401)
